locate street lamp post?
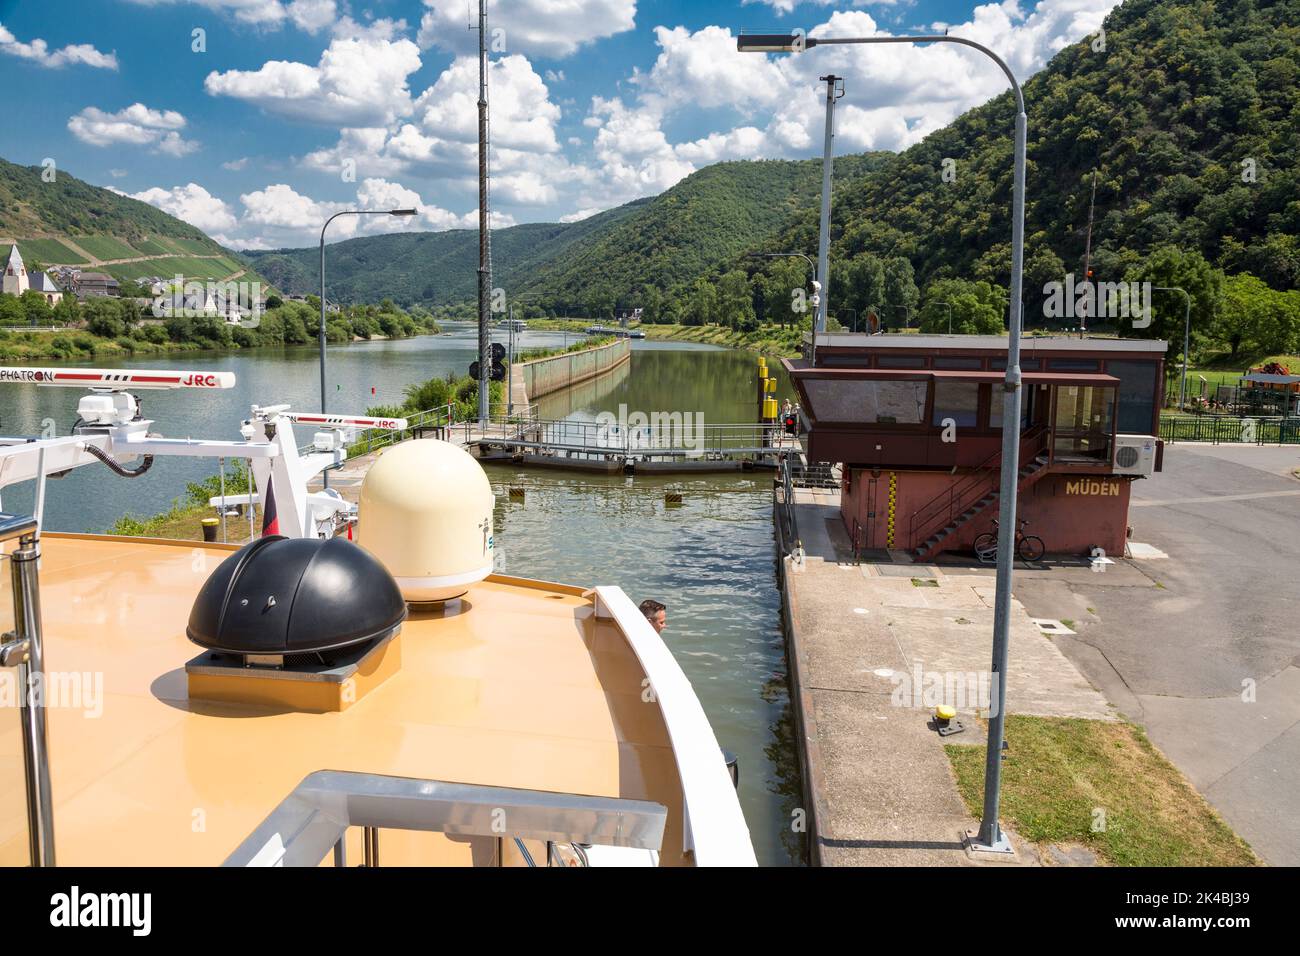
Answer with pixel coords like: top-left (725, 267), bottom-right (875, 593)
top-left (1154, 286), bottom-right (1192, 409)
top-left (929, 301), bottom-right (955, 334)
top-left (749, 251), bottom-right (819, 357)
top-left (740, 30), bottom-right (1028, 855)
top-left (319, 208), bottom-right (417, 487)
top-left (886, 303), bottom-right (913, 330)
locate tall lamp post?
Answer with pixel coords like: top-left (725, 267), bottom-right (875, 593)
top-left (740, 30), bottom-right (1029, 856)
top-left (1153, 286), bottom-right (1192, 409)
top-left (930, 301), bottom-right (955, 335)
top-left (749, 251), bottom-right (820, 357)
top-left (319, 207), bottom-right (417, 487)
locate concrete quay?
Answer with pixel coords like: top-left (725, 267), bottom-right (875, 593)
top-left (776, 485), bottom-right (1114, 866)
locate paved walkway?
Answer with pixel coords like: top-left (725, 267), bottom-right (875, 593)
top-left (781, 487), bottom-right (1113, 866)
top-left (1024, 443), bottom-right (1300, 865)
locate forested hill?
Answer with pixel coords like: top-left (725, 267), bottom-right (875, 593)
top-left (0, 158), bottom-right (219, 249)
top-left (772, 0), bottom-right (1299, 296)
top-left (247, 155), bottom-right (886, 306)
top-left (245, 198), bottom-right (647, 305)
top-left (515, 155), bottom-right (886, 306)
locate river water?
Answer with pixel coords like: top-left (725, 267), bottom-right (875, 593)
top-left (0, 323), bottom-right (803, 865)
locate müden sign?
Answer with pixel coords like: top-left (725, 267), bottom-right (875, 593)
top-left (1065, 479), bottom-right (1122, 496)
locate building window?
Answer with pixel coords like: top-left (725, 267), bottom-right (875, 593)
top-left (803, 379), bottom-right (928, 424)
top-left (989, 384), bottom-right (1033, 431)
top-left (1048, 358), bottom-right (1101, 371)
top-left (1104, 359), bottom-right (1158, 434)
top-left (933, 356), bottom-right (984, 369)
top-left (876, 355), bottom-right (928, 368)
top-left (991, 358), bottom-right (1041, 370)
top-left (931, 381), bottom-right (981, 428)
top-left (1053, 385), bottom-right (1116, 461)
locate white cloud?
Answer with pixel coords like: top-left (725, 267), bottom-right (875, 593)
top-left (565, 0), bottom-right (1116, 217)
top-left (415, 55), bottom-right (560, 152)
top-left (67, 103), bottom-right (199, 156)
top-left (417, 0), bottom-right (636, 58)
top-left (289, 0), bottom-right (336, 33)
top-left (122, 0), bottom-right (331, 30)
top-left (0, 23), bottom-right (118, 69)
top-left (129, 183), bottom-right (239, 234)
top-left (740, 0), bottom-right (905, 13)
top-left (559, 207), bottom-right (602, 223)
top-left (240, 182), bottom-right (341, 231)
top-left (220, 179), bottom-right (489, 248)
top-left (222, 157), bottom-right (250, 170)
top-left (204, 34), bottom-right (422, 126)
top-left (298, 53), bottom-right (567, 204)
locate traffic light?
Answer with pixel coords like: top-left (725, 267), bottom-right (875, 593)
top-left (471, 360), bottom-right (506, 382)
top-left (491, 342), bottom-right (506, 361)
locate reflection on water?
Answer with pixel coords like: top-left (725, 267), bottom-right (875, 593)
top-left (488, 470), bottom-right (804, 865)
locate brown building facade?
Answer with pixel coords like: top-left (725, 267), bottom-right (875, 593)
top-left (784, 334), bottom-right (1167, 560)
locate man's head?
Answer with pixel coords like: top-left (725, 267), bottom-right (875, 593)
top-left (639, 599), bottom-right (666, 634)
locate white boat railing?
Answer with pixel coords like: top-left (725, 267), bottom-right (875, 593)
top-left (588, 586), bottom-right (758, 866)
top-left (224, 770), bottom-right (667, 867)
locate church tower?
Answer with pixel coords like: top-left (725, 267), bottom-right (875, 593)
top-left (3, 244), bottom-right (29, 296)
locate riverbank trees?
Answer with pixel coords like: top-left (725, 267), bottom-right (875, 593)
top-left (0, 292), bottom-right (439, 361)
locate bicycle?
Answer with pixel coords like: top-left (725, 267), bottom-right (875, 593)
top-left (973, 518), bottom-right (1045, 564)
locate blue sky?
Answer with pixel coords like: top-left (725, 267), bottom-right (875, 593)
top-left (0, 0), bottom-right (1115, 250)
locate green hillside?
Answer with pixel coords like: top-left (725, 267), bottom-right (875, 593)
top-left (516, 156), bottom-right (885, 305)
top-left (245, 199), bottom-right (648, 305)
top-left (0, 157), bottom-right (219, 250)
top-left (0, 156), bottom-right (272, 290)
top-left (757, 0), bottom-right (1299, 328)
top-left (246, 156), bottom-right (886, 308)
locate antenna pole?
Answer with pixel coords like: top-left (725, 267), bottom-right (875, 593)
top-left (1080, 168), bottom-right (1097, 338)
top-left (476, 0), bottom-right (492, 425)
top-left (815, 74), bottom-right (842, 337)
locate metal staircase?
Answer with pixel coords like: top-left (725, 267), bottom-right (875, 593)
top-left (909, 428), bottom-right (1050, 562)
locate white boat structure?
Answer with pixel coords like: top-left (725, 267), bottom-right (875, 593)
top-left (0, 366), bottom-right (756, 867)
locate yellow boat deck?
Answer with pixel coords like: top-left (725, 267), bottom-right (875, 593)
top-left (0, 533), bottom-right (688, 866)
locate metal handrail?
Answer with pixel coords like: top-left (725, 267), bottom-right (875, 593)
top-left (777, 456), bottom-right (801, 555)
top-left (484, 419), bottom-right (794, 461)
top-left (908, 426), bottom-right (1048, 548)
top-left (0, 512), bottom-right (55, 866)
top-left (345, 402), bottom-right (457, 460)
top-left (224, 770), bottom-right (667, 867)
top-left (1160, 415), bottom-right (1300, 445)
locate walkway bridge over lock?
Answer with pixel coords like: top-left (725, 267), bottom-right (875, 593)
top-left (339, 404), bottom-right (808, 476)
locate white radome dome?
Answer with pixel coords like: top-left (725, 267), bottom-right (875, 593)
top-left (357, 439), bottom-right (494, 603)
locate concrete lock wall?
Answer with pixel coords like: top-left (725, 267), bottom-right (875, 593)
top-left (520, 338), bottom-right (631, 399)
top-left (842, 468), bottom-right (1134, 556)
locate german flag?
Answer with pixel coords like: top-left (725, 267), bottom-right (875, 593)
top-left (261, 480), bottom-right (280, 537)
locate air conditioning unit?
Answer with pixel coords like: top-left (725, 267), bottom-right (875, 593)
top-left (1113, 434), bottom-right (1157, 476)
